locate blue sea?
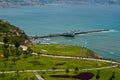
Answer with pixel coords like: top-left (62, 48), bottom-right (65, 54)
top-left (0, 4), bottom-right (120, 60)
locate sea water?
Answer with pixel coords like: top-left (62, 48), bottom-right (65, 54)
top-left (0, 4), bottom-right (120, 60)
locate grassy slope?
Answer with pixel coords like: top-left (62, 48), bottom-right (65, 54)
top-left (0, 43), bottom-right (119, 80)
top-left (0, 19), bottom-right (16, 32)
top-left (30, 44), bottom-right (98, 58)
top-left (0, 19), bottom-right (24, 34)
top-left (38, 68), bottom-right (120, 80)
top-left (0, 72), bottom-right (37, 80)
top-left (29, 44), bottom-right (120, 80)
top-left (0, 55), bottom-right (111, 71)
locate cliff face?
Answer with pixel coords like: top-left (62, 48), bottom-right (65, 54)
top-left (0, 19), bottom-right (30, 45)
top-left (0, 0), bottom-right (120, 7)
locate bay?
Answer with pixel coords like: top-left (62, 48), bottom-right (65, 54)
top-left (0, 4), bottom-right (120, 60)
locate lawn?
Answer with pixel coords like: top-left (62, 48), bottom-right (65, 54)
top-left (0, 44), bottom-right (111, 71)
top-left (0, 44), bottom-right (118, 80)
top-left (0, 55), bottom-right (111, 71)
top-left (38, 67), bottom-right (120, 80)
top-left (30, 44), bottom-right (98, 58)
top-left (0, 72), bottom-right (37, 80)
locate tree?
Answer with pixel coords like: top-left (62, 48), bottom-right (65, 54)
top-left (30, 76), bottom-right (35, 80)
top-left (1, 70), bottom-right (5, 80)
top-left (11, 58), bottom-right (17, 65)
top-left (14, 41), bottom-right (20, 57)
top-left (3, 48), bottom-right (9, 59)
top-left (27, 47), bottom-right (33, 54)
top-left (3, 61), bottom-right (7, 67)
top-left (16, 70), bottom-right (19, 77)
top-left (74, 66), bottom-right (79, 74)
top-left (23, 51), bottom-right (29, 58)
top-left (96, 70), bottom-right (100, 80)
top-left (109, 72), bottom-right (115, 80)
top-left (52, 67), bottom-right (56, 74)
top-left (66, 68), bottom-right (69, 74)
top-left (3, 35), bottom-right (9, 59)
top-left (3, 35), bottom-right (9, 44)
top-left (23, 77), bottom-right (28, 80)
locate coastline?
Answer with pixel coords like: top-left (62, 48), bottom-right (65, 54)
top-left (1, 4), bottom-right (120, 60)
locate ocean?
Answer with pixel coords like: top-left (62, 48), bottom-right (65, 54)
top-left (0, 4), bottom-right (120, 60)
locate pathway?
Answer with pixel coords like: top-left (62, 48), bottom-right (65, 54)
top-left (0, 65), bottom-right (118, 74)
top-left (33, 71), bottom-right (44, 80)
top-left (32, 53), bottom-right (119, 64)
top-left (20, 45), bottom-right (28, 51)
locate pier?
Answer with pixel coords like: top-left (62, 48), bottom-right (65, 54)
top-left (28, 29), bottom-right (109, 39)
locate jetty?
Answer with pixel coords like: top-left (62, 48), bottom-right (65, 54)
top-left (28, 29), bottom-right (109, 39)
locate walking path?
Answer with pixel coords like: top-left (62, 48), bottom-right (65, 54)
top-left (20, 45), bottom-right (28, 51)
top-left (0, 65), bottom-right (117, 74)
top-left (32, 53), bottom-right (119, 64)
top-left (33, 71), bottom-right (44, 80)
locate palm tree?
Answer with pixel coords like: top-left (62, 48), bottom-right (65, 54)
top-left (96, 70), bottom-right (100, 80)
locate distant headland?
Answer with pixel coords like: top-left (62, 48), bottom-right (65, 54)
top-left (0, 19), bottom-right (30, 45)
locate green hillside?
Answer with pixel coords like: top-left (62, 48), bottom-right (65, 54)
top-left (0, 19), bottom-right (29, 45)
top-left (30, 44), bottom-right (100, 58)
